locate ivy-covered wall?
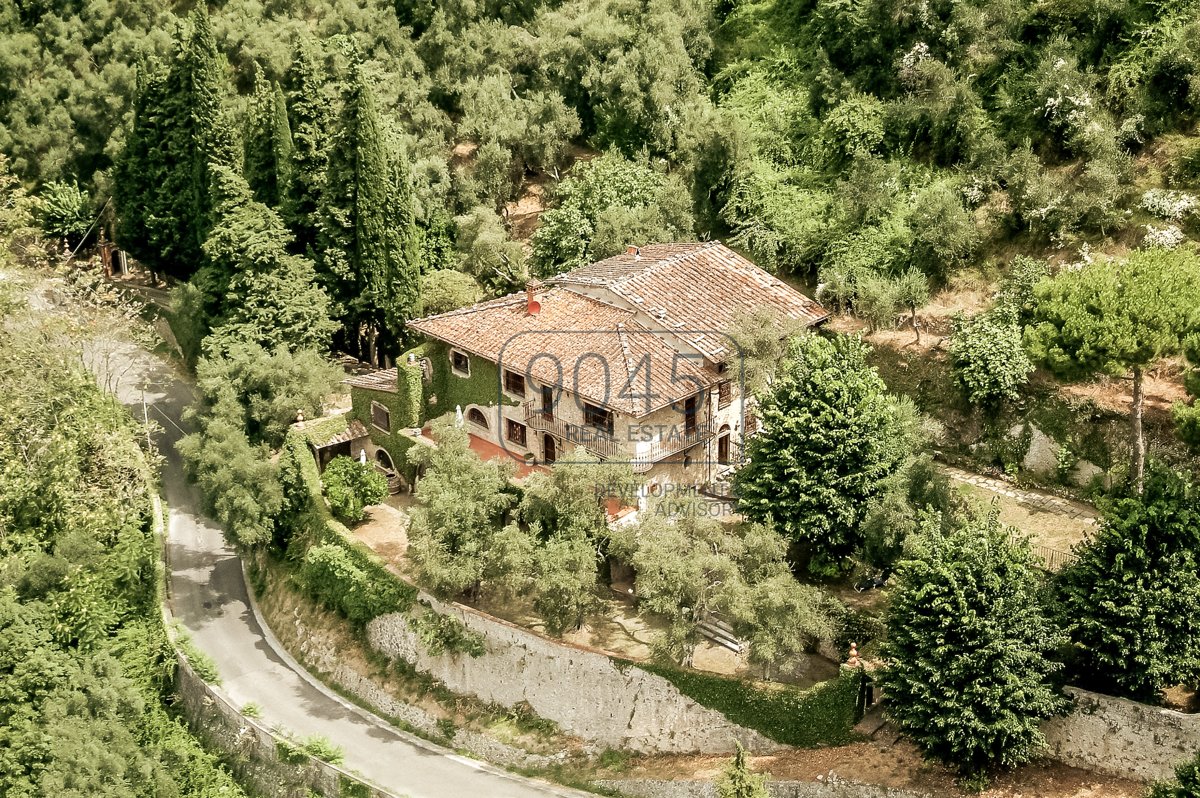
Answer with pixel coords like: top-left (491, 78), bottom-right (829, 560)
top-left (283, 428), bottom-right (417, 624)
top-left (349, 366), bottom-right (422, 476)
top-left (405, 340), bottom-right (517, 422)
top-left (630, 660), bottom-right (866, 748)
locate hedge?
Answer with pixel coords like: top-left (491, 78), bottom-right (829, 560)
top-left (285, 429), bottom-right (417, 626)
top-left (630, 660), bottom-right (865, 747)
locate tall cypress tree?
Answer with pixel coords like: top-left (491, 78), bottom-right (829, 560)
top-left (113, 7), bottom-right (232, 280)
top-left (319, 63), bottom-right (419, 362)
top-left (244, 77), bottom-right (294, 209)
top-left (283, 39), bottom-right (333, 257)
top-left (113, 66), bottom-right (171, 279)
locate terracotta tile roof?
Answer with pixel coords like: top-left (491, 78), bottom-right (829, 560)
top-left (553, 241), bottom-right (828, 360)
top-left (345, 368), bottom-right (399, 393)
top-left (407, 287), bottom-right (716, 416)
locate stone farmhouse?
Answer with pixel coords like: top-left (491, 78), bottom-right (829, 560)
top-left (340, 241), bottom-right (827, 491)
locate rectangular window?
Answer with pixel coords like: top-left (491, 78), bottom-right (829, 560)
top-left (451, 349), bottom-right (470, 376)
top-left (505, 418), bottom-right (527, 447)
top-left (503, 369), bottom-right (526, 397)
top-left (718, 380), bottom-right (732, 409)
top-left (583, 403), bottom-right (614, 436)
top-left (371, 400), bottom-right (391, 432)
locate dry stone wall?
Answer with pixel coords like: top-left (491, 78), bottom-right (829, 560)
top-left (1042, 686), bottom-right (1200, 782)
top-left (273, 600), bottom-right (571, 770)
top-left (366, 591), bottom-right (781, 754)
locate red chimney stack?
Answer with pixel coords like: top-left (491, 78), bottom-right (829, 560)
top-left (525, 279), bottom-right (543, 316)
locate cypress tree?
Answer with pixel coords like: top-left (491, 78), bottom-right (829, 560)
top-left (244, 77), bottom-right (294, 209)
top-left (283, 39), bottom-right (333, 256)
top-left (717, 743), bottom-right (769, 798)
top-left (319, 63), bottom-right (419, 362)
top-left (113, 7), bottom-right (232, 280)
top-left (113, 65), bottom-right (171, 279)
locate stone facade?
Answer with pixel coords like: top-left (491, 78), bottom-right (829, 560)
top-left (595, 779), bottom-right (930, 798)
top-left (1042, 686), bottom-right (1200, 782)
top-left (366, 591), bottom-right (781, 754)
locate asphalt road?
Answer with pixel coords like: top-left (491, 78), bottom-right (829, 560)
top-left (102, 340), bottom-right (587, 798)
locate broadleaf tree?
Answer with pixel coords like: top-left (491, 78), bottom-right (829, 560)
top-left (732, 333), bottom-right (913, 573)
top-left (877, 509), bottom-right (1070, 785)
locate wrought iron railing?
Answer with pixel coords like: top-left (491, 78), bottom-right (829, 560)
top-left (523, 401), bottom-right (623, 460)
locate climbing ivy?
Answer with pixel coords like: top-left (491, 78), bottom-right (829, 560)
top-left (628, 661), bottom-right (864, 747)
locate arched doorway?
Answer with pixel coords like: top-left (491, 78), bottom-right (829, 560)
top-left (375, 448), bottom-right (395, 472)
top-left (717, 424), bottom-right (732, 465)
top-left (543, 433), bottom-right (557, 465)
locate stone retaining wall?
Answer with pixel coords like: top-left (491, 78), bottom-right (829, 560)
top-left (174, 652), bottom-right (397, 798)
top-left (272, 600), bottom-right (572, 769)
top-left (1043, 686), bottom-right (1200, 782)
top-left (595, 779), bottom-right (930, 798)
top-left (367, 592), bottom-right (781, 754)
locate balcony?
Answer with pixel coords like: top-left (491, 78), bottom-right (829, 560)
top-left (523, 401), bottom-right (623, 460)
top-left (523, 401), bottom-right (716, 472)
top-left (630, 422), bottom-right (715, 473)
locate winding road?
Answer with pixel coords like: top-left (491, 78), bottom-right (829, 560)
top-left (101, 339), bottom-right (588, 798)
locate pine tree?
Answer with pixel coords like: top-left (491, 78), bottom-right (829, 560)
top-left (717, 743), bottom-right (769, 798)
top-left (113, 7), bottom-right (232, 280)
top-left (283, 39), bottom-right (333, 257)
top-left (732, 333), bottom-right (913, 573)
top-left (1056, 467), bottom-right (1200, 700)
top-left (877, 509), bottom-right (1069, 784)
top-left (1025, 248), bottom-right (1200, 492)
top-left (244, 77), bottom-right (293, 209)
top-left (318, 63), bottom-right (419, 361)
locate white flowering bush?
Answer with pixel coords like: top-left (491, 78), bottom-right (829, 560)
top-left (1141, 189), bottom-right (1200, 222)
top-left (898, 42), bottom-right (932, 88)
top-left (1143, 224), bottom-right (1185, 249)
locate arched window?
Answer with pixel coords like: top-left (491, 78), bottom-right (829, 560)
top-left (466, 408), bottom-right (488, 429)
top-left (375, 448), bottom-right (395, 471)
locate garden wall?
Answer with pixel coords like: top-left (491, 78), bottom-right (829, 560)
top-left (367, 591), bottom-right (862, 754)
top-left (595, 779), bottom-right (930, 798)
top-left (1042, 686), bottom-right (1200, 782)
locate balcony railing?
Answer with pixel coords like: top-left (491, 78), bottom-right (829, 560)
top-left (523, 401), bottom-right (623, 460)
top-left (523, 401), bottom-right (716, 472)
top-left (630, 422), bottom-right (715, 473)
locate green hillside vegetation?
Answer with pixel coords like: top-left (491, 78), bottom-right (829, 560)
top-left (0, 261), bottom-right (247, 793)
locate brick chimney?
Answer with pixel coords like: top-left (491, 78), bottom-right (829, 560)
top-left (626, 245), bottom-right (641, 259)
top-left (525, 279), bottom-right (543, 315)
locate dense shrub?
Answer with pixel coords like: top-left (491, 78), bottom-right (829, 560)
top-left (947, 311), bottom-right (1034, 406)
top-left (1148, 749), bottom-right (1200, 798)
top-left (301, 543), bottom-right (413, 627)
top-left (878, 510), bottom-right (1069, 783)
top-left (1056, 468), bottom-right (1200, 700)
top-left (322, 456), bottom-right (388, 524)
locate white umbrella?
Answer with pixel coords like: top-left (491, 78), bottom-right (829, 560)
top-left (455, 404), bottom-right (464, 428)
